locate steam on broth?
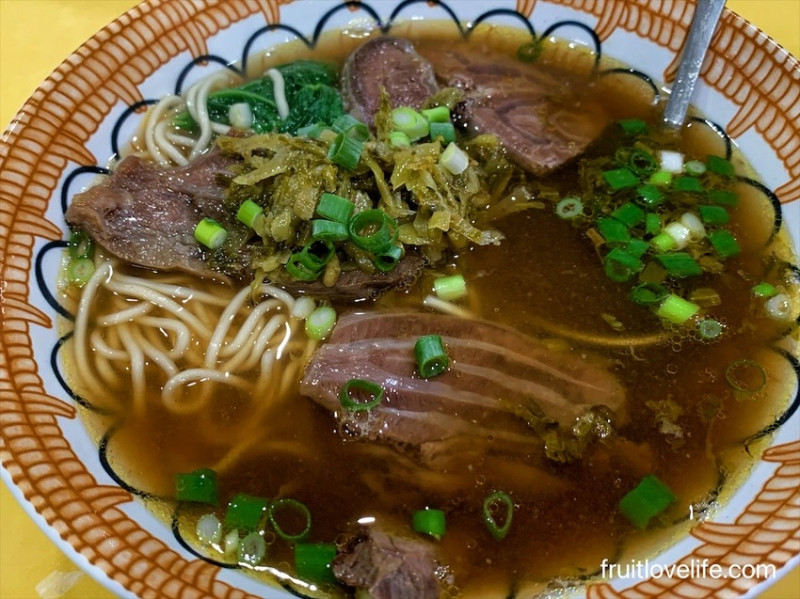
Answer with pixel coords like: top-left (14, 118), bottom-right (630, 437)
top-left (59, 21), bottom-right (799, 599)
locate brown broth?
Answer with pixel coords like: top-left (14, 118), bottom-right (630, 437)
top-left (68, 22), bottom-right (799, 598)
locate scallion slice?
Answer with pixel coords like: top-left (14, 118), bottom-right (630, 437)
top-left (348, 209), bottom-right (398, 254)
top-left (67, 257), bottom-right (95, 287)
top-left (439, 142), bottom-right (469, 175)
top-left (617, 118), bottom-right (648, 135)
top-left (414, 335), bottom-right (449, 378)
top-left (706, 154), bottom-right (734, 176)
top-left (672, 176), bottom-right (704, 193)
top-left (697, 318), bottom-right (724, 340)
top-left (311, 219), bottom-right (349, 242)
top-left (412, 508), bottom-right (446, 540)
top-left (555, 197), bottom-right (583, 219)
top-left (429, 121), bottom-right (456, 145)
top-left (619, 474), bottom-right (676, 529)
top-left (603, 167), bottom-right (639, 190)
top-left (296, 123), bottom-right (326, 139)
top-left (194, 218), bottom-right (227, 249)
top-left (709, 189), bottom-right (738, 206)
top-left (604, 248), bottom-right (643, 282)
top-left (295, 543), bottom-right (337, 585)
top-left (391, 107), bottom-right (429, 141)
top-left (752, 282), bottom-right (778, 298)
top-left (196, 513), bottom-right (222, 545)
top-left (237, 199), bottom-right (264, 228)
top-left (389, 130), bottom-right (411, 148)
top-left (645, 213), bottom-right (661, 236)
top-left (630, 282), bottom-right (669, 306)
top-left (628, 149), bottom-right (657, 175)
top-left (656, 294), bottom-right (700, 324)
top-left (317, 192), bottom-right (355, 224)
top-left (482, 490), bottom-right (513, 540)
top-left (268, 498), bottom-right (312, 542)
top-left (656, 252), bottom-right (703, 277)
top-left (697, 204), bottom-right (730, 226)
top-left (708, 230), bottom-right (740, 258)
top-left (433, 274), bottom-right (467, 301)
top-left (422, 105), bottom-right (450, 123)
top-left (684, 159), bottom-right (707, 176)
top-left (225, 492), bottom-right (269, 531)
top-left (68, 229), bottom-right (94, 259)
top-left (374, 243), bottom-right (404, 272)
top-left (339, 378), bottom-right (384, 411)
top-left (299, 240), bottom-right (335, 271)
top-left (648, 170), bottom-right (673, 186)
top-left (331, 114), bottom-right (369, 142)
top-left (175, 468), bottom-right (219, 505)
top-left (327, 132), bottom-right (363, 170)
top-left (725, 359), bottom-right (767, 394)
top-left (238, 531), bottom-right (267, 567)
top-left (597, 217), bottom-right (630, 245)
top-left (611, 202), bottom-right (645, 228)
top-left (286, 254), bottom-right (321, 281)
top-left (305, 306), bottom-right (337, 341)
top-left (636, 184), bottom-right (663, 207)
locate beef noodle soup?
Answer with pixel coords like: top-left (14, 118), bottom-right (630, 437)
top-left (59, 22), bottom-right (799, 599)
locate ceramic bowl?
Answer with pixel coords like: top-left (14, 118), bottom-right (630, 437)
top-left (0, 1), bottom-right (797, 598)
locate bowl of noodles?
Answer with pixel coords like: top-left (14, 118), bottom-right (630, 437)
top-left (1, 1), bottom-right (798, 598)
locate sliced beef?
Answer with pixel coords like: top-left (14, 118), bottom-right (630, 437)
top-left (432, 50), bottom-right (610, 174)
top-left (300, 312), bottom-right (625, 457)
top-left (276, 254), bottom-right (425, 302)
top-left (332, 527), bottom-right (439, 599)
top-left (342, 36), bottom-right (439, 126)
top-left (65, 150), bottom-right (238, 281)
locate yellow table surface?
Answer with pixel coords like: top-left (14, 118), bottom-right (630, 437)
top-left (1, 1), bottom-right (798, 598)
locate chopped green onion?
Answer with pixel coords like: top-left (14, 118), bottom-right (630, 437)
top-left (645, 213), bottom-right (661, 236)
top-left (617, 118), bottom-right (648, 135)
top-left (286, 254), bottom-right (321, 281)
top-left (294, 543), bottom-right (337, 585)
top-left (237, 199), bottom-right (264, 228)
top-left (603, 167), bottom-right (639, 190)
top-left (648, 170), bottom-right (673, 186)
top-left (412, 508), bottom-right (446, 540)
top-left (697, 318), bottom-right (724, 340)
top-left (555, 197), bottom-right (584, 219)
top-left (656, 294), bottom-right (700, 324)
top-left (339, 378), bottom-right (384, 411)
top-left (637, 184), bottom-right (663, 207)
top-left (175, 468), bottom-right (219, 505)
top-left (619, 474), bottom-right (676, 529)
top-left (238, 531), bottom-right (267, 567)
top-left (628, 149), bottom-right (657, 175)
top-left (327, 132), bottom-right (363, 170)
top-left (684, 159), bottom-right (707, 176)
top-left (679, 212), bottom-right (705, 238)
top-left (68, 229), bottom-right (94, 259)
top-left (611, 202), bottom-right (645, 228)
top-left (697, 204), bottom-right (730, 226)
top-left (422, 106), bottom-right (450, 123)
top-left (268, 498), bottom-right (312, 542)
top-left (765, 293), bottom-right (793, 320)
top-left (374, 243), bottom-right (404, 272)
top-left (388, 130), bottom-right (411, 148)
top-left (439, 142), bottom-right (469, 175)
top-left (650, 232), bottom-right (679, 252)
top-left (433, 274), bottom-right (467, 301)
top-left (706, 154), bottom-right (734, 176)
top-left (656, 252), bottom-right (703, 277)
top-left (725, 359), bottom-right (767, 394)
top-left (672, 176), bottom-right (704, 192)
top-left (660, 221), bottom-right (692, 250)
top-left (752, 282), bottom-right (778, 298)
top-left (225, 493), bottom-right (269, 531)
top-left (429, 121), bottom-right (456, 145)
top-left (415, 335), bottom-right (449, 378)
top-left (67, 257), bottom-right (95, 287)
top-left (311, 219), bottom-right (349, 242)
top-left (296, 240), bottom-right (335, 273)
top-left (194, 218), bottom-right (227, 249)
top-left (708, 230), bottom-right (740, 258)
top-left (391, 107), bottom-right (429, 141)
top-left (708, 189), bottom-right (739, 206)
top-left (317, 192), bottom-right (355, 224)
top-left (658, 150), bottom-right (684, 174)
top-left (331, 114), bottom-right (369, 142)
top-left (604, 247), bottom-right (643, 282)
top-left (631, 282), bottom-right (670, 306)
top-left (196, 513), bottom-right (222, 545)
top-left (624, 238), bottom-right (650, 258)
top-left (305, 306), bottom-right (337, 341)
top-left (597, 217), bottom-right (630, 245)
top-left (348, 209), bottom-right (399, 254)
top-left (482, 490), bottom-right (513, 540)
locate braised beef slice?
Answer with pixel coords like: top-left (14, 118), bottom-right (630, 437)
top-left (300, 312), bottom-right (625, 454)
top-left (332, 528), bottom-right (439, 599)
top-left (341, 36), bottom-right (439, 126)
top-left (65, 150), bottom-right (238, 281)
top-left (433, 50), bottom-right (610, 174)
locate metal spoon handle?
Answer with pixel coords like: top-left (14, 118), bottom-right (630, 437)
top-left (663, 0), bottom-right (726, 128)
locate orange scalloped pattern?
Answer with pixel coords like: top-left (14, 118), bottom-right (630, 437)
top-left (1, 1), bottom-right (798, 598)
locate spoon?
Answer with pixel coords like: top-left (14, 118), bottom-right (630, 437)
top-left (662, 0), bottom-right (726, 128)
